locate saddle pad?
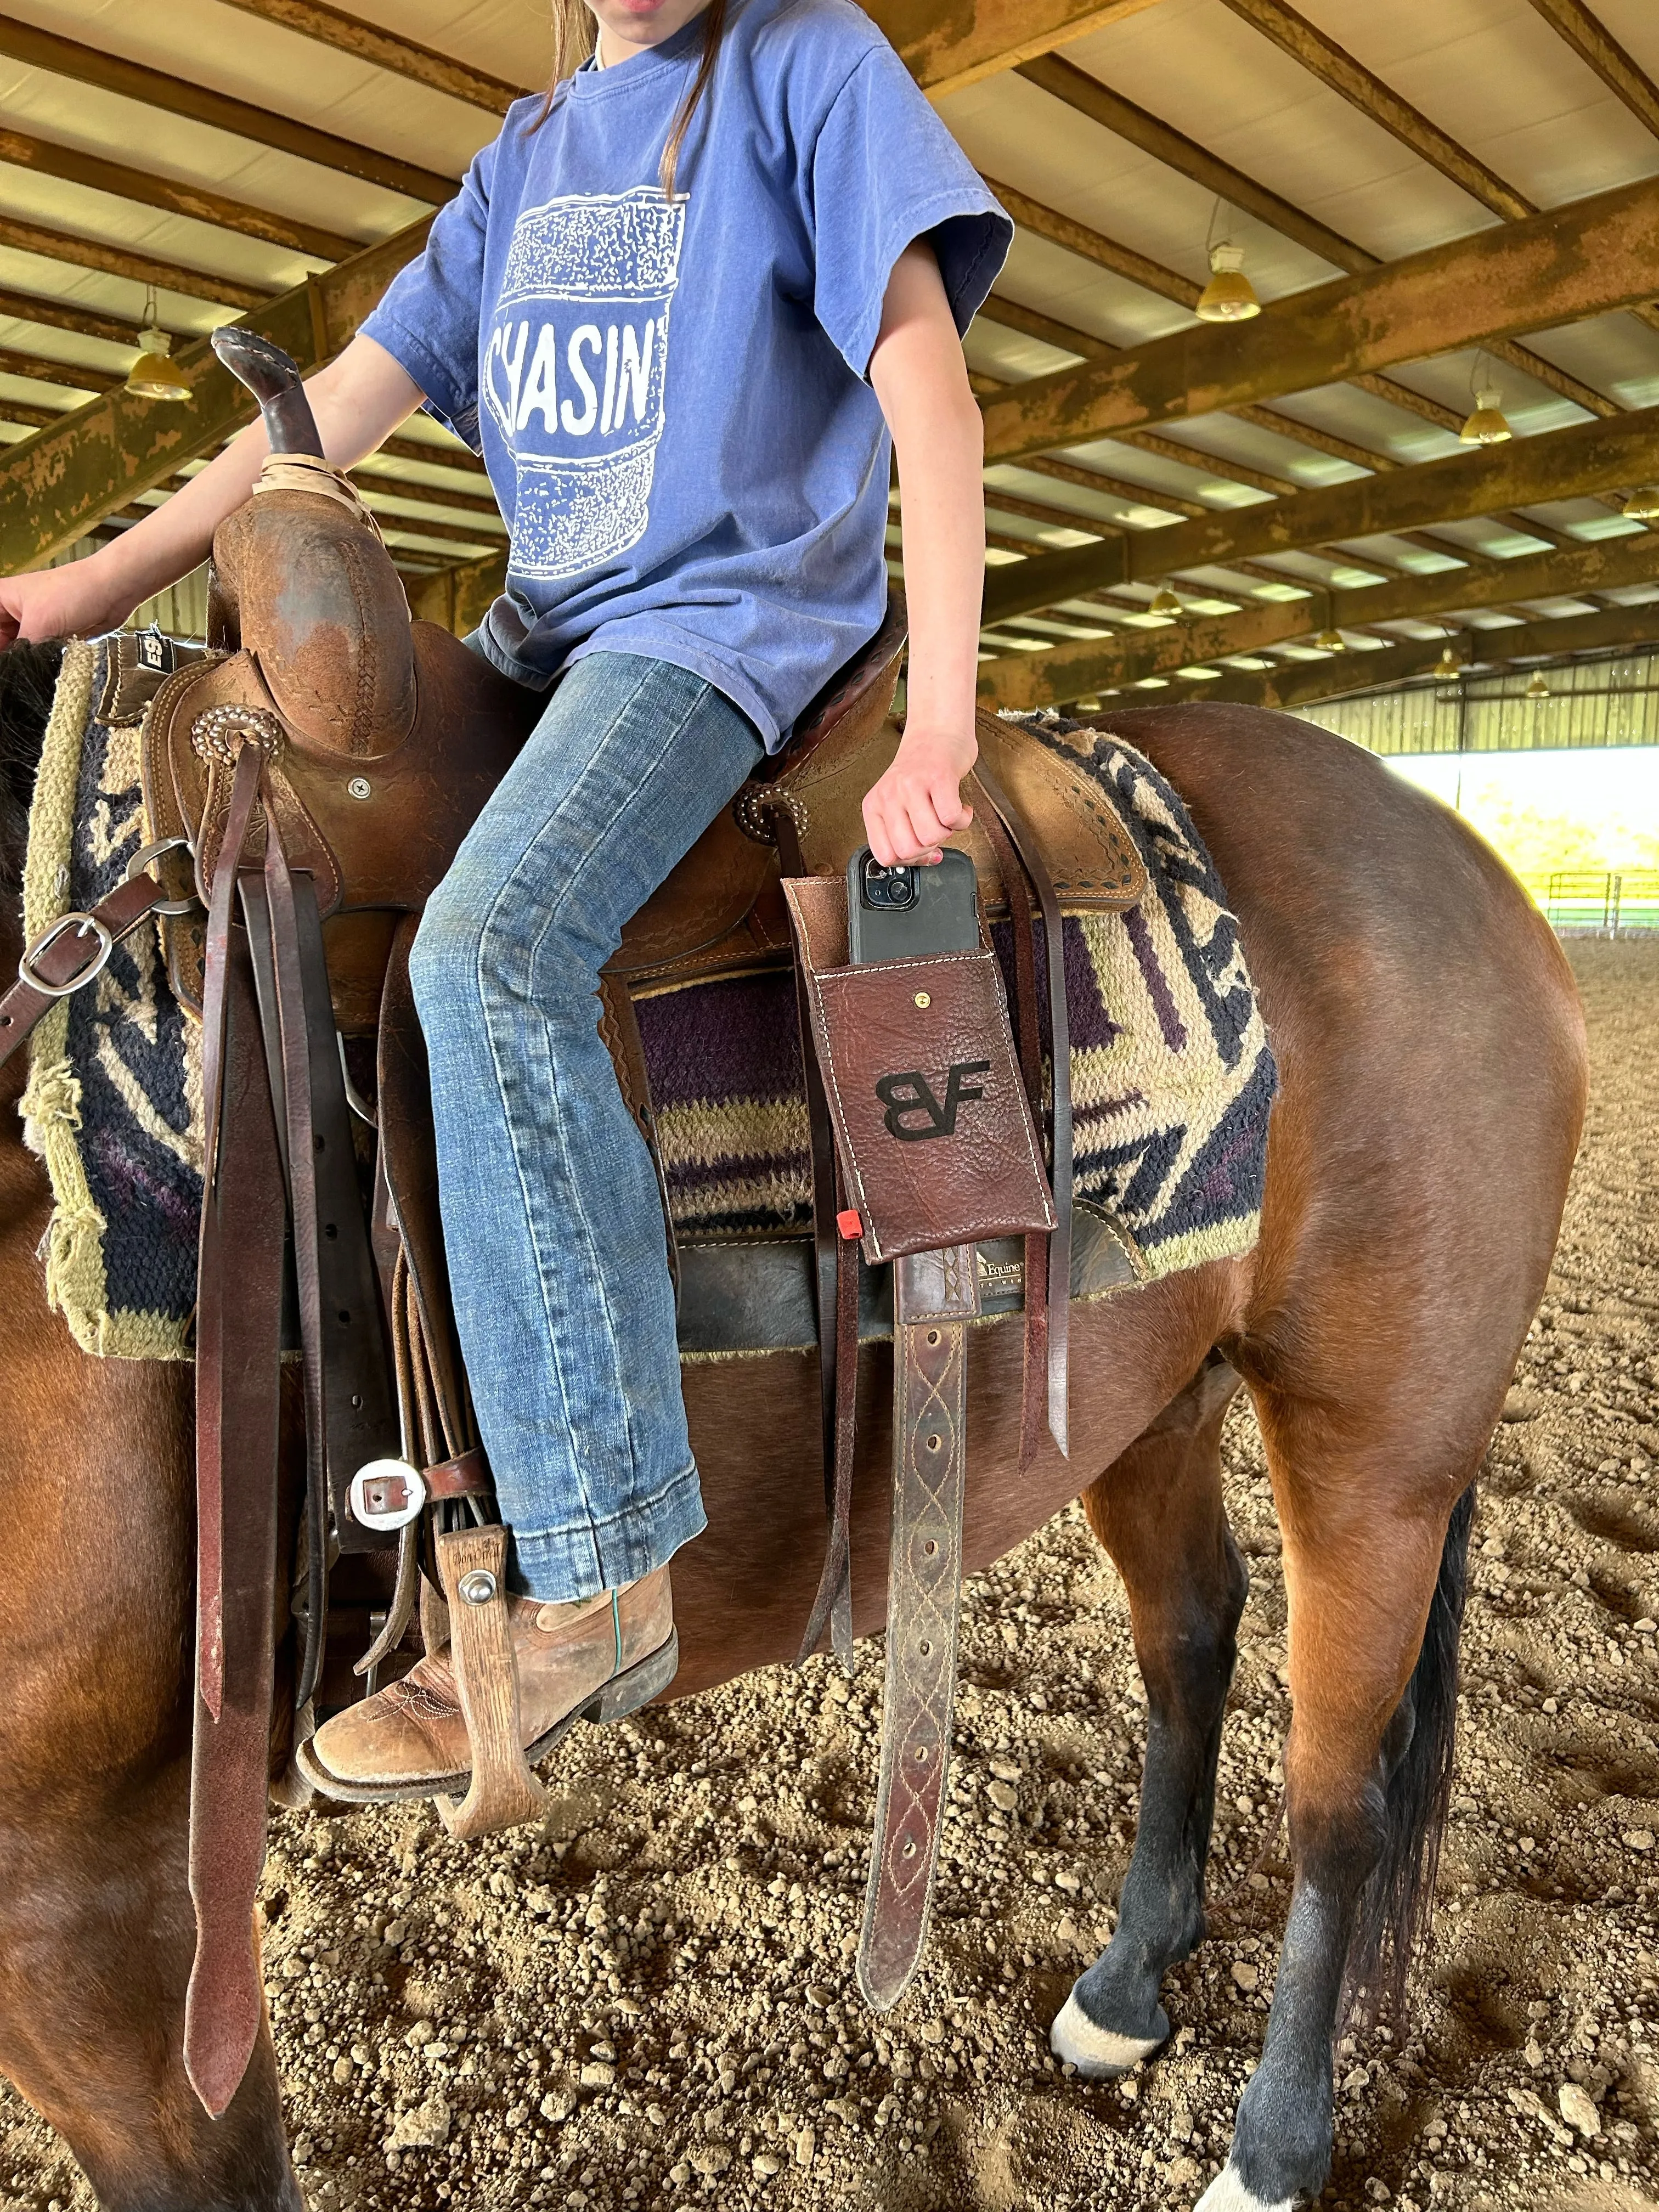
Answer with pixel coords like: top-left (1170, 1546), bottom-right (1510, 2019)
top-left (639, 714), bottom-right (1277, 1285)
top-left (22, 639), bottom-right (202, 1358)
top-left (22, 651), bottom-right (1274, 1358)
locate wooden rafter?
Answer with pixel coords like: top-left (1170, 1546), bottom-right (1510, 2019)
top-left (978, 176), bottom-right (1659, 470)
top-left (981, 400), bottom-right (1659, 623)
top-left (977, 529), bottom-right (1659, 708)
top-left (0, 13), bottom-right (455, 204)
top-left (0, 215), bottom-right (274, 311)
top-left (0, 125), bottom-right (354, 262)
top-left (1525, 0), bottom-right (1659, 138)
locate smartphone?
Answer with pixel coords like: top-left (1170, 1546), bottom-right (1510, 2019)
top-left (847, 847), bottom-right (981, 963)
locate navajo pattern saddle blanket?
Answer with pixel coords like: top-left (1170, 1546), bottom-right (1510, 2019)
top-left (22, 643), bottom-right (1277, 1361)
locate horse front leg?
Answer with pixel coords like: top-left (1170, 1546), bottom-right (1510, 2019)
top-left (0, 1249), bottom-right (297, 2212)
top-left (1051, 1354), bottom-right (1249, 2073)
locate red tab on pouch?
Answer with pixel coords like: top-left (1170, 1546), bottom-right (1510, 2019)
top-left (836, 1207), bottom-right (864, 1242)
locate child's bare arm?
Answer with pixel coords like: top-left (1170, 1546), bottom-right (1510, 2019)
top-left (0, 335), bottom-right (427, 649)
top-left (864, 239), bottom-right (984, 869)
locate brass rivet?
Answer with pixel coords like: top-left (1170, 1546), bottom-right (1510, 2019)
top-left (914, 990), bottom-right (930, 1008)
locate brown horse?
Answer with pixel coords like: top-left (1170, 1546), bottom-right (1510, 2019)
top-left (0, 639), bottom-right (1584, 2212)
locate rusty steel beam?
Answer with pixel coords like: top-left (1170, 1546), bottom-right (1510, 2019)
top-left (0, 216), bottom-right (432, 570)
top-left (1525, 0), bottom-right (1659, 137)
top-left (982, 402), bottom-right (1659, 623)
top-left (0, 125), bottom-right (355, 262)
top-left (0, 13), bottom-right (455, 203)
top-left (405, 549), bottom-right (509, 635)
top-left (1217, 0), bottom-right (1533, 221)
top-left (0, 214), bottom-right (275, 311)
top-left (0, 343), bottom-right (119, 393)
top-left (209, 0), bottom-right (527, 112)
top-left (977, 176), bottom-right (1659, 470)
top-left (0, 287), bottom-right (168, 346)
top-left (978, 529), bottom-right (1659, 709)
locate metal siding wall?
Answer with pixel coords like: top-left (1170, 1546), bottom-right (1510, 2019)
top-left (1301, 651), bottom-right (1659, 755)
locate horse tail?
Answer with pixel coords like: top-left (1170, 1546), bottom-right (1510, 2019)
top-left (1346, 1479), bottom-right (1476, 2025)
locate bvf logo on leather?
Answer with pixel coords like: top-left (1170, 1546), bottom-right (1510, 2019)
top-left (874, 1061), bottom-right (992, 1142)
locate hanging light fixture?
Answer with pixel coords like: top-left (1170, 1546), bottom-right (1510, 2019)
top-left (1075, 696), bottom-right (1103, 713)
top-left (1459, 357), bottom-right (1511, 445)
top-left (1148, 583), bottom-right (1182, 618)
top-left (1622, 485), bottom-right (1659, 521)
top-left (125, 289), bottom-right (192, 404)
top-left (1525, 669), bottom-right (1550, 699)
top-left (1196, 242), bottom-right (1260, 324)
top-left (1315, 593), bottom-right (1345, 651)
top-left (1433, 639), bottom-right (1462, 680)
top-left (1195, 196), bottom-right (1261, 324)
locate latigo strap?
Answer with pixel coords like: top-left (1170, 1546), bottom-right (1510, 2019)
top-left (858, 1245), bottom-right (977, 2010)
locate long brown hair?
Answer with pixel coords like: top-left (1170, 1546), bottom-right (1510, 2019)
top-left (538, 0), bottom-right (729, 200)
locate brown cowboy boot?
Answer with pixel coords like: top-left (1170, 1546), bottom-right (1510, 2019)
top-left (301, 1567), bottom-right (677, 1803)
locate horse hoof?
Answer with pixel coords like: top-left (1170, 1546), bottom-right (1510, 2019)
top-left (1195, 2159), bottom-right (1294, 2212)
top-left (1048, 1988), bottom-right (1167, 2077)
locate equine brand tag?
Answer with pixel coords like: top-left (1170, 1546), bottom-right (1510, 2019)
top-left (876, 1061), bottom-right (992, 1142)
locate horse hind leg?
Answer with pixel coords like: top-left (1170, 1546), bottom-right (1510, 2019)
top-left (1051, 1353), bottom-right (1249, 2074)
top-left (1196, 1401), bottom-right (1477, 2212)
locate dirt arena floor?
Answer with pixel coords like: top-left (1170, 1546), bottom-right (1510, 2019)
top-left (2, 937), bottom-right (1655, 2212)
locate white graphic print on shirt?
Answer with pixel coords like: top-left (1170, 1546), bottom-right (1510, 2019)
top-left (484, 187), bottom-right (686, 582)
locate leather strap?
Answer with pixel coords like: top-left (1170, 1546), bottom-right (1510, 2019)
top-left (0, 868), bottom-right (178, 1071)
top-left (776, 810), bottom-right (855, 1670)
top-left (859, 1243), bottom-right (976, 2010)
top-left (972, 765), bottom-right (1072, 1457)
top-left (977, 797), bottom-right (1049, 1473)
top-left (185, 923), bottom-right (286, 2118)
top-left (427, 1447), bottom-right (492, 1499)
top-left (792, 1167), bottom-right (860, 1671)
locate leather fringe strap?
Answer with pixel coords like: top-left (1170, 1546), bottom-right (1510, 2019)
top-left (857, 1244), bottom-right (976, 2010)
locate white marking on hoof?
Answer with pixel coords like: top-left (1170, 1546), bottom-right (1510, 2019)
top-left (1048, 1990), bottom-right (1163, 2078)
top-left (1195, 2158), bottom-right (1293, 2212)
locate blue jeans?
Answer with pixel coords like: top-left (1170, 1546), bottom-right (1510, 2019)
top-left (409, 652), bottom-right (764, 1601)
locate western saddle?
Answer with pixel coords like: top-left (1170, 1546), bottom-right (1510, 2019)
top-left (0, 329), bottom-right (1147, 2118)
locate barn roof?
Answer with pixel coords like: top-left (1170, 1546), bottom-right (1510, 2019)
top-left (1, 0), bottom-right (1657, 720)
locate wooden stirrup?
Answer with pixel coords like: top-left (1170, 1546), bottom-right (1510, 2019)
top-left (432, 1525), bottom-right (549, 1840)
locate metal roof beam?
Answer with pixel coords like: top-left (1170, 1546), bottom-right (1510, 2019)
top-left (0, 214), bottom-right (274, 310)
top-left (978, 529), bottom-right (1659, 708)
top-left (0, 216), bottom-right (431, 569)
top-left (1524, 0), bottom-right (1659, 138)
top-left (0, 13), bottom-right (455, 203)
top-left (983, 398), bottom-right (1659, 622)
top-left (210, 0), bottom-right (527, 113)
top-left (977, 176), bottom-right (1659, 471)
top-left (0, 124), bottom-right (354, 261)
top-left (1154, 597), bottom-right (1659, 714)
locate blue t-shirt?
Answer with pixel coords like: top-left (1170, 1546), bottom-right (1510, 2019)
top-left (361, 0), bottom-right (1009, 748)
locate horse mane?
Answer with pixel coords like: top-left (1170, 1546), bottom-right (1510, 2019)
top-left (0, 641), bottom-right (65, 904)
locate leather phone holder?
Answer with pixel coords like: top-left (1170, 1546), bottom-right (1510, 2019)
top-left (782, 876), bottom-right (1057, 1266)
